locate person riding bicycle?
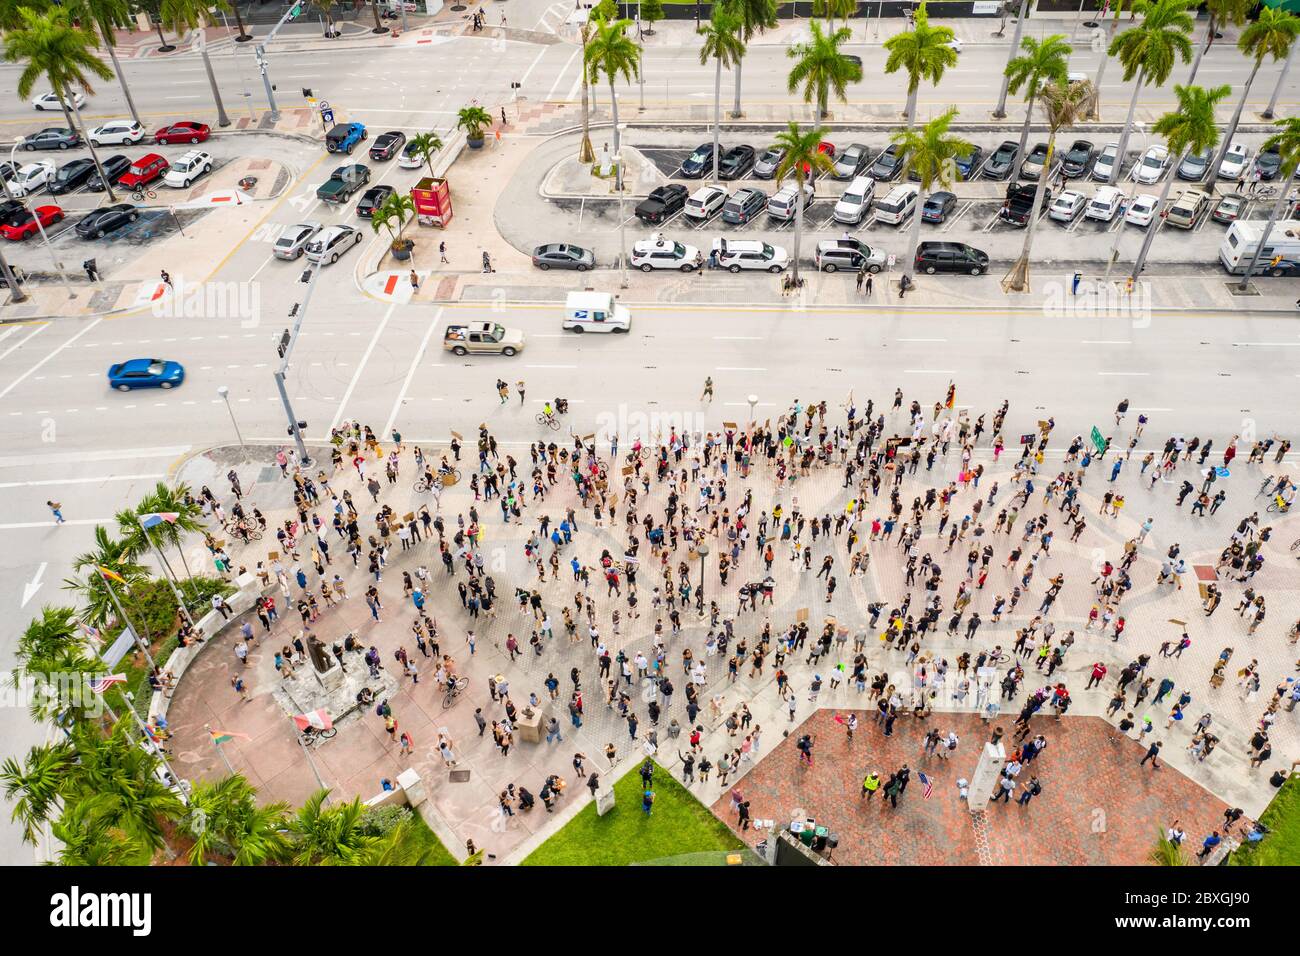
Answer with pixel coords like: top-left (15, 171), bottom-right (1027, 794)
top-left (438, 455), bottom-right (455, 477)
top-left (542, 400), bottom-right (555, 421)
top-left (230, 501), bottom-right (246, 523)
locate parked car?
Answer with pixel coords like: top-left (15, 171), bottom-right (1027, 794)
top-left (833, 175), bottom-right (875, 225)
top-left (118, 153), bottom-right (169, 190)
top-left (834, 143), bottom-right (871, 180)
top-left (33, 90), bottom-right (85, 111)
top-left (752, 146), bottom-right (786, 179)
top-left (1254, 148), bottom-right (1282, 181)
top-left (1060, 140), bottom-right (1095, 179)
top-left (766, 182), bottom-right (814, 221)
top-left (1164, 188), bottom-right (1210, 228)
top-left (869, 144), bottom-right (903, 181)
top-left (162, 150), bottom-right (213, 188)
top-left (1048, 190), bottom-right (1087, 223)
top-left (630, 236), bottom-right (700, 271)
top-left (683, 184), bottom-right (727, 220)
top-left (814, 237), bottom-right (886, 273)
top-left (398, 140), bottom-right (427, 169)
top-left (710, 238), bottom-right (788, 273)
top-left (0, 204), bottom-right (63, 241)
top-left (635, 184), bottom-right (688, 224)
top-left (1020, 143), bottom-right (1049, 181)
top-left (356, 184), bottom-right (395, 218)
top-left (1177, 148), bottom-right (1212, 181)
top-left (9, 161), bottom-right (55, 198)
top-left (89, 120), bottom-right (143, 147)
top-left (914, 241), bottom-right (988, 275)
top-left (718, 145), bottom-right (756, 180)
top-left (316, 164), bottom-right (370, 203)
top-left (75, 202), bottom-right (139, 239)
top-left (921, 190), bottom-right (957, 223)
top-left (983, 141), bottom-right (1019, 180)
top-left (304, 224), bottom-right (364, 264)
top-left (1217, 142), bottom-right (1250, 180)
top-left (1091, 143), bottom-right (1120, 182)
top-left (1124, 193), bottom-right (1160, 227)
top-left (1085, 185), bottom-right (1124, 222)
top-left (22, 128), bottom-right (80, 151)
top-left (107, 358), bottom-right (184, 391)
top-left (1212, 192), bottom-right (1248, 225)
top-left (368, 130), bottom-right (407, 162)
top-left (273, 221), bottom-right (323, 260)
top-left (532, 243), bottom-right (595, 270)
top-left (999, 182), bottom-right (1050, 226)
top-left (721, 186), bottom-right (767, 224)
top-left (1132, 145), bottom-right (1169, 185)
top-left (953, 144), bottom-right (985, 180)
top-left (324, 122), bottom-right (367, 154)
top-left (48, 158), bottom-right (96, 195)
top-left (680, 143), bottom-right (720, 178)
top-left (1258, 259), bottom-right (1300, 278)
top-left (154, 121), bottom-right (210, 145)
top-left (85, 155), bottom-right (130, 192)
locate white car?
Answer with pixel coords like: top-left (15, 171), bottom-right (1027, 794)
top-left (834, 175), bottom-right (876, 225)
top-left (89, 120), bottom-right (144, 147)
top-left (946, 38), bottom-right (963, 53)
top-left (1132, 145), bottom-right (1169, 185)
top-left (304, 224), bottom-right (363, 265)
top-left (1091, 143), bottom-right (1119, 182)
top-left (1124, 193), bottom-right (1160, 227)
top-left (683, 185), bottom-right (727, 221)
top-left (273, 221), bottom-right (324, 261)
top-left (1217, 142), bottom-right (1250, 180)
top-left (1048, 190), bottom-right (1087, 223)
top-left (162, 150), bottom-right (214, 188)
top-left (1085, 185), bottom-right (1124, 222)
top-left (33, 90), bottom-right (85, 111)
top-left (631, 236), bottom-right (701, 272)
top-left (710, 238), bottom-right (788, 273)
top-left (9, 160), bottom-right (55, 197)
top-left (398, 140), bottom-right (426, 169)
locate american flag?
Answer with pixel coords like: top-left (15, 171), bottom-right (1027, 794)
top-left (918, 771), bottom-right (933, 800)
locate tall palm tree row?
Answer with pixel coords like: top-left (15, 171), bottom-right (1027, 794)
top-left (882, 1), bottom-right (957, 131)
top-left (1106, 0), bottom-right (1195, 187)
top-left (993, 0), bottom-right (1032, 118)
top-left (1206, 7), bottom-right (1300, 193)
top-left (1004, 33), bottom-right (1071, 168)
top-left (721, 0), bottom-right (776, 118)
top-left (892, 107), bottom-right (972, 289)
top-left (699, 7), bottom-right (745, 183)
top-left (1238, 117), bottom-right (1300, 288)
top-left (160, 0), bottom-right (233, 128)
top-left (1185, 0), bottom-right (1251, 85)
top-left (1130, 83), bottom-right (1230, 280)
top-left (68, 0), bottom-right (142, 127)
top-left (1090, 0), bottom-right (1133, 120)
top-left (786, 19), bottom-right (862, 122)
top-left (584, 14), bottom-right (641, 159)
top-left (577, 18), bottom-right (596, 164)
top-left (1004, 78), bottom-right (1094, 293)
top-left (772, 121), bottom-right (835, 288)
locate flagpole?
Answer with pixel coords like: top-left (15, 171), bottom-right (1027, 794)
top-left (295, 730), bottom-right (333, 803)
top-left (97, 569), bottom-right (158, 671)
top-left (125, 701), bottom-right (185, 799)
top-left (137, 515), bottom-right (200, 633)
top-left (205, 723), bottom-right (236, 775)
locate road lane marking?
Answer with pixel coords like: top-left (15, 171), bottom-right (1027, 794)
top-left (0, 323), bottom-right (48, 365)
top-left (384, 307), bottom-right (444, 438)
top-left (330, 300), bottom-right (396, 432)
top-left (0, 317), bottom-right (102, 402)
top-left (0, 473), bottom-right (165, 489)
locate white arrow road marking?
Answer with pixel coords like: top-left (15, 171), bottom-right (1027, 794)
top-left (21, 562), bottom-right (47, 608)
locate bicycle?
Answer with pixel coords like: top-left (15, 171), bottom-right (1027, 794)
top-left (1255, 184), bottom-right (1278, 200)
top-left (442, 675), bottom-right (469, 710)
top-left (985, 649), bottom-right (1010, 665)
top-left (300, 725), bottom-right (336, 746)
top-left (536, 412), bottom-right (560, 431)
top-left (224, 516), bottom-right (263, 540)
top-left (130, 186), bottom-right (158, 202)
top-left (1266, 495), bottom-right (1292, 514)
top-left (414, 468), bottom-right (460, 492)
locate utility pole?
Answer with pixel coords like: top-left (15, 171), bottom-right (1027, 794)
top-left (254, 2), bottom-right (307, 121)
top-left (275, 259), bottom-right (323, 466)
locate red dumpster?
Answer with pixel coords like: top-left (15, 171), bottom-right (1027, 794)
top-left (412, 176), bottom-right (452, 228)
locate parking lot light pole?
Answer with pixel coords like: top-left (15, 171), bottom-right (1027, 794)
top-left (217, 385), bottom-right (245, 448)
top-left (1103, 123), bottom-right (1148, 283)
top-left (10, 139), bottom-right (76, 299)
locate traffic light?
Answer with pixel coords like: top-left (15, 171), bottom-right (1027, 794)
top-left (287, 421), bottom-right (307, 436)
top-left (288, 303), bottom-right (299, 318)
top-left (299, 269), bottom-right (312, 283)
top-left (278, 329), bottom-right (290, 358)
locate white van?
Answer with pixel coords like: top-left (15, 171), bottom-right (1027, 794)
top-left (563, 290), bottom-right (631, 333)
top-left (1219, 221), bottom-right (1300, 274)
top-left (767, 183), bottom-right (814, 222)
top-left (834, 175), bottom-right (875, 225)
top-left (874, 184), bottom-right (919, 225)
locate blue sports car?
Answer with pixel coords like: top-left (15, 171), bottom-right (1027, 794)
top-left (108, 358), bottom-right (185, 391)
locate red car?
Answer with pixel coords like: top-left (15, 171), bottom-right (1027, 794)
top-left (154, 121), bottom-right (210, 145)
top-left (801, 141), bottom-right (836, 177)
top-left (118, 153), bottom-right (170, 190)
top-left (1, 204), bottom-right (64, 241)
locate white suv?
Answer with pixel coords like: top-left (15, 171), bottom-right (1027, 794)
top-left (710, 238), bottom-right (788, 273)
top-left (163, 150), bottom-right (214, 188)
top-left (89, 120), bottom-right (144, 147)
top-left (683, 185), bottom-right (726, 221)
top-left (631, 236), bottom-right (701, 272)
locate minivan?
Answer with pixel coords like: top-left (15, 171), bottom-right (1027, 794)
top-left (1165, 189), bottom-right (1209, 229)
top-left (914, 241), bottom-right (989, 276)
top-left (766, 183), bottom-right (814, 221)
top-left (833, 175), bottom-right (875, 225)
top-left (874, 184), bottom-right (918, 226)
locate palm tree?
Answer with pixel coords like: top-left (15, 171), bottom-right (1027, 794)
top-left (812, 0), bottom-right (855, 26)
top-left (65, 525), bottom-right (149, 630)
top-left (1263, 36), bottom-right (1297, 119)
top-left (1090, 0), bottom-right (1133, 120)
top-left (1186, 0), bottom-right (1250, 85)
top-left (1004, 34), bottom-right (1071, 169)
top-left (0, 1), bottom-right (51, 31)
top-left (786, 20), bottom-right (862, 122)
top-left (185, 775), bottom-right (291, 865)
top-left (721, 0), bottom-right (776, 117)
top-left (287, 789), bottom-right (380, 865)
top-left (577, 18), bottom-right (595, 164)
top-left (584, 15), bottom-right (641, 158)
top-left (699, 7), bottom-right (745, 183)
top-left (308, 0), bottom-right (338, 37)
top-left (1106, 0), bottom-right (1195, 187)
top-left (893, 108), bottom-right (972, 290)
top-left (772, 122), bottom-right (835, 288)
top-left (50, 796), bottom-right (149, 866)
top-left (1130, 83), bottom-right (1228, 280)
top-left (1206, 8), bottom-right (1300, 194)
top-left (1, 740), bottom-right (76, 845)
top-left (408, 131), bottom-right (443, 179)
top-left (119, 481), bottom-right (205, 583)
top-left (1237, 116), bottom-right (1300, 289)
top-left (159, 0), bottom-right (232, 128)
top-left (993, 0), bottom-right (1031, 118)
top-left (3, 7), bottom-right (120, 202)
top-left (371, 190), bottom-right (417, 255)
top-left (67, 0), bottom-right (142, 127)
top-left (882, 1), bottom-right (958, 130)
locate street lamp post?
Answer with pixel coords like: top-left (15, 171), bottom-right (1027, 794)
top-left (275, 260), bottom-right (324, 466)
top-left (616, 123), bottom-right (629, 290)
top-left (10, 140), bottom-right (76, 299)
top-left (694, 540), bottom-right (709, 615)
top-left (217, 385), bottom-right (246, 448)
top-left (747, 394), bottom-right (758, 423)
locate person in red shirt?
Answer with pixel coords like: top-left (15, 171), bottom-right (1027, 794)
top-left (1086, 661), bottom-right (1108, 690)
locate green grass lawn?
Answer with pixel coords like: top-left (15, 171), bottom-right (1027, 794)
top-left (407, 813), bottom-right (460, 866)
top-left (521, 761), bottom-right (744, 866)
top-left (1230, 776), bottom-right (1300, 866)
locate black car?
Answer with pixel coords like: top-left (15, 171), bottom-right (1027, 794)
top-left (914, 240), bottom-right (989, 276)
top-left (75, 202), bottom-right (139, 239)
top-left (921, 191), bottom-right (957, 223)
top-left (0, 198), bottom-right (25, 224)
top-left (999, 181), bottom-right (1051, 226)
top-left (635, 184), bottom-right (688, 224)
top-left (48, 158), bottom-right (96, 195)
top-left (680, 143), bottom-right (720, 178)
top-left (718, 145), bottom-right (756, 180)
top-left (86, 155), bottom-right (130, 192)
top-left (953, 144), bottom-right (984, 180)
top-left (1060, 140), bottom-right (1095, 178)
top-left (983, 140), bottom-right (1019, 180)
top-left (869, 144), bottom-right (903, 182)
top-left (369, 130), bottom-right (407, 162)
top-left (356, 184), bottom-right (395, 218)
top-left (1255, 148), bottom-right (1282, 181)
top-left (23, 127), bottom-right (80, 151)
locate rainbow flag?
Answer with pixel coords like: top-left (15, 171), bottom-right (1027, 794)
top-left (209, 729), bottom-right (250, 746)
top-left (97, 566), bottom-right (126, 584)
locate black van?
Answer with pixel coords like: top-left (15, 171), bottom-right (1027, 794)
top-left (914, 241), bottom-right (989, 276)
